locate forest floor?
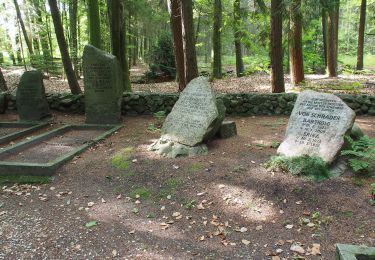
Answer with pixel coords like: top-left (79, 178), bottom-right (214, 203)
top-left (0, 112), bottom-right (374, 259)
top-left (2, 65), bottom-right (375, 95)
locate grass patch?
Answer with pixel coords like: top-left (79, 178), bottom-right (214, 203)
top-left (111, 147), bottom-right (134, 170)
top-left (189, 163), bottom-right (204, 173)
top-left (0, 175), bottom-right (52, 185)
top-left (165, 177), bottom-right (183, 189)
top-left (128, 187), bottom-right (151, 200)
top-left (265, 155), bottom-right (331, 182)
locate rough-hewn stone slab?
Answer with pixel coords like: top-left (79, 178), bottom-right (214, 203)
top-left (83, 45), bottom-right (123, 124)
top-left (278, 90), bottom-right (356, 163)
top-left (16, 71), bottom-right (51, 121)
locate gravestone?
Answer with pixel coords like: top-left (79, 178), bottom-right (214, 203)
top-left (277, 90), bottom-right (356, 164)
top-left (83, 45), bottom-right (123, 124)
top-left (16, 70), bottom-right (51, 121)
top-left (149, 77), bottom-right (225, 157)
top-left (0, 92), bottom-right (6, 114)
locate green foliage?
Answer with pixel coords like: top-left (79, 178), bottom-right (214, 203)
top-left (0, 175), bottom-right (52, 185)
top-left (111, 147), bottom-right (134, 170)
top-left (370, 183), bottom-right (375, 206)
top-left (265, 155), bottom-right (330, 182)
top-left (146, 32), bottom-right (176, 80)
top-left (128, 187), bottom-right (151, 200)
top-left (147, 111), bottom-right (166, 132)
top-left (341, 135), bottom-right (375, 173)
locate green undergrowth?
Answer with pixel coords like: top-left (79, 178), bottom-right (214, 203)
top-left (111, 147), bottom-right (134, 170)
top-left (265, 155), bottom-right (331, 182)
top-left (0, 175), bottom-right (52, 185)
top-left (128, 187), bottom-right (152, 200)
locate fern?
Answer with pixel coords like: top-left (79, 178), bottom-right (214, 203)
top-left (341, 135), bottom-right (375, 173)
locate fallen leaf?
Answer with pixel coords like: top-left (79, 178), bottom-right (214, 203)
top-left (307, 243), bottom-right (321, 256)
top-left (85, 221), bottom-right (97, 228)
top-left (87, 202), bottom-right (95, 207)
top-left (197, 203), bottom-right (205, 210)
top-left (256, 225), bottom-right (263, 231)
top-left (242, 239), bottom-right (251, 245)
top-left (285, 224), bottom-right (294, 229)
top-left (290, 243), bottom-right (305, 254)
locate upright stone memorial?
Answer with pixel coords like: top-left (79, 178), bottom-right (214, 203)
top-left (16, 70), bottom-right (51, 121)
top-left (149, 77), bottom-right (225, 158)
top-left (83, 45), bottom-right (123, 124)
top-left (278, 90), bottom-right (356, 164)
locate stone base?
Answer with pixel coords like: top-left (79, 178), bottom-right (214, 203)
top-left (217, 121), bottom-right (237, 139)
top-left (336, 244), bottom-right (375, 260)
top-left (148, 138), bottom-right (208, 158)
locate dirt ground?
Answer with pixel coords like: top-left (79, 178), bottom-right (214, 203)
top-left (0, 112), bottom-right (374, 259)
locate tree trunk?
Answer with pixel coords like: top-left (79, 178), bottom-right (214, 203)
top-left (212, 0), bottom-right (222, 79)
top-left (233, 0), bottom-right (244, 77)
top-left (356, 0), bottom-right (366, 70)
top-left (69, 0), bottom-right (79, 78)
top-left (327, 1), bottom-right (339, 77)
top-left (108, 0), bottom-right (131, 91)
top-left (0, 67), bottom-right (7, 92)
top-left (13, 0), bottom-right (34, 56)
top-left (289, 0), bottom-right (304, 85)
top-left (180, 0), bottom-right (198, 84)
top-left (270, 0), bottom-right (285, 93)
top-left (87, 0), bottom-right (101, 48)
top-left (48, 0), bottom-right (81, 94)
top-left (321, 5), bottom-right (327, 67)
top-left (169, 0), bottom-right (186, 91)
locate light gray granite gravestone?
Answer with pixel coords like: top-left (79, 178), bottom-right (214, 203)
top-left (149, 77), bottom-right (225, 157)
top-left (83, 45), bottom-right (123, 124)
top-left (16, 70), bottom-right (51, 121)
top-left (277, 90), bottom-right (356, 164)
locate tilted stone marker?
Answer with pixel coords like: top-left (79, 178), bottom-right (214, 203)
top-left (83, 45), bottom-right (123, 124)
top-left (278, 90), bottom-right (356, 164)
top-left (149, 77), bottom-right (225, 157)
top-left (16, 70), bottom-right (51, 121)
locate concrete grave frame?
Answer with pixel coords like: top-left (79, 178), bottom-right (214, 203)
top-left (0, 122), bottom-right (49, 145)
top-left (0, 124), bottom-right (122, 176)
top-left (336, 244), bottom-right (375, 260)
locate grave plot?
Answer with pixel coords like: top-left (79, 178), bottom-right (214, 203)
top-left (0, 122), bottom-right (49, 145)
top-left (336, 244), bottom-right (375, 260)
top-left (0, 124), bottom-right (121, 176)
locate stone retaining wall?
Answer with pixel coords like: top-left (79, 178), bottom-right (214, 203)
top-left (5, 92), bottom-right (375, 116)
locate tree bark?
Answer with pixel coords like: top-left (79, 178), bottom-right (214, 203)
top-left (212, 0), bottom-right (222, 79)
top-left (69, 0), bottom-right (79, 78)
top-left (356, 0), bottom-right (366, 70)
top-left (180, 0), bottom-right (198, 84)
top-left (321, 4), bottom-right (327, 67)
top-left (327, 0), bottom-right (339, 77)
top-left (108, 0), bottom-right (131, 91)
top-left (233, 0), bottom-right (244, 77)
top-left (13, 0), bottom-right (34, 56)
top-left (48, 0), bottom-right (81, 94)
top-left (289, 0), bottom-right (304, 85)
top-left (270, 0), bottom-right (285, 93)
top-left (87, 0), bottom-right (101, 48)
top-left (0, 67), bottom-right (7, 92)
top-left (169, 0), bottom-right (186, 91)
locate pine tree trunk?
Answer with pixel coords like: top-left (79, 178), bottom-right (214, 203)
top-left (180, 0), bottom-right (198, 84)
top-left (212, 0), bottom-right (222, 79)
top-left (0, 67), bottom-right (7, 92)
top-left (169, 0), bottom-right (186, 91)
top-left (108, 0), bottom-right (131, 91)
top-left (289, 0), bottom-right (304, 85)
top-left (69, 0), bottom-right (79, 78)
top-left (270, 0), bottom-right (285, 93)
top-left (321, 5), bottom-right (327, 67)
top-left (327, 1), bottom-right (339, 77)
top-left (356, 0), bottom-right (366, 70)
top-left (87, 0), bottom-right (101, 48)
top-left (48, 0), bottom-right (82, 94)
top-left (233, 0), bottom-right (244, 77)
top-left (13, 0), bottom-right (34, 56)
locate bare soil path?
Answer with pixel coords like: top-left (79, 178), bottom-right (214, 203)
top-left (0, 112), bottom-right (374, 259)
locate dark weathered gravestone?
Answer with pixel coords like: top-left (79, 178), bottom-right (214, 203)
top-left (0, 92), bottom-right (6, 114)
top-left (16, 71), bottom-right (51, 121)
top-left (149, 77), bottom-right (225, 157)
top-left (83, 45), bottom-right (123, 124)
top-left (278, 90), bottom-right (356, 164)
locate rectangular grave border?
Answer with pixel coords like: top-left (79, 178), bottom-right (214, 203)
top-left (336, 244), bottom-right (375, 260)
top-left (0, 124), bottom-right (122, 176)
top-left (0, 121), bottom-right (49, 145)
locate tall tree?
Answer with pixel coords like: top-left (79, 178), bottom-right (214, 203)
top-left (0, 68), bottom-right (7, 92)
top-left (233, 0), bottom-right (244, 77)
top-left (326, 0), bottom-right (339, 77)
top-left (180, 0), bottom-right (198, 84)
top-left (356, 0), bottom-right (367, 70)
top-left (69, 0), bottom-right (79, 77)
top-left (108, 0), bottom-right (130, 91)
top-left (87, 0), bottom-right (101, 48)
top-left (289, 0), bottom-right (304, 85)
top-left (270, 0), bottom-right (285, 93)
top-left (48, 0), bottom-right (81, 94)
top-left (212, 0), bottom-right (222, 79)
top-left (13, 0), bottom-right (33, 56)
top-left (169, 0), bottom-right (186, 91)
top-left (321, 2), bottom-right (328, 67)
